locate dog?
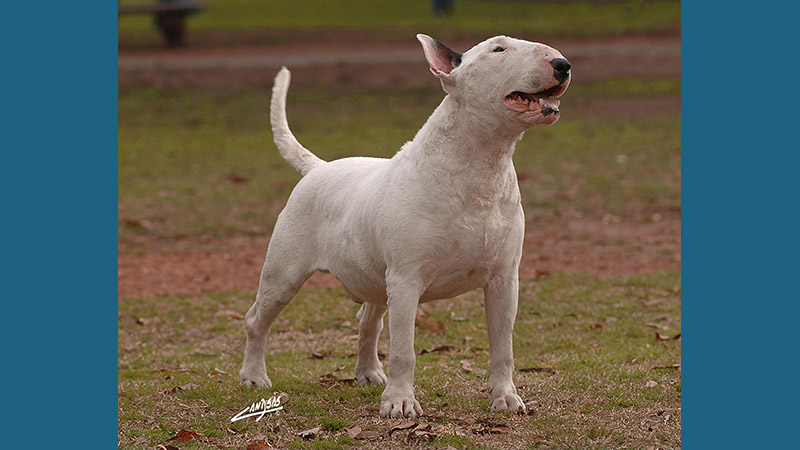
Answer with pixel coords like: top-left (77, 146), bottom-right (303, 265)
top-left (239, 34), bottom-right (571, 419)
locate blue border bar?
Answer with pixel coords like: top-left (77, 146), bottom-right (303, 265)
top-left (683, 2), bottom-right (798, 449)
top-left (3, 3), bottom-right (117, 447)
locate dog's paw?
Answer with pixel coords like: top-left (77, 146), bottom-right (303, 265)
top-left (239, 367), bottom-right (272, 389)
top-left (490, 392), bottom-right (526, 414)
top-left (355, 364), bottom-right (387, 387)
top-left (379, 394), bottom-right (423, 418)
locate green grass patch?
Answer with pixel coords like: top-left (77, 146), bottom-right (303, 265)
top-left (119, 79), bottom-right (680, 243)
top-left (119, 0), bottom-right (681, 47)
top-left (119, 271), bottom-right (680, 449)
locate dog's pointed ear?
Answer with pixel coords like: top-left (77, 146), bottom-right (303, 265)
top-left (417, 34), bottom-right (462, 79)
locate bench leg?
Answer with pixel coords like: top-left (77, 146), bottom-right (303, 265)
top-left (156, 11), bottom-right (186, 47)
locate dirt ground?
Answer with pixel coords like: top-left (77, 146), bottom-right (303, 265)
top-left (118, 213), bottom-right (680, 299)
top-left (119, 35), bottom-right (680, 89)
top-left (118, 34), bottom-right (681, 300)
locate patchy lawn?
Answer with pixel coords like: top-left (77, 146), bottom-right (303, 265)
top-left (119, 0), bottom-right (681, 48)
top-left (118, 78), bottom-right (680, 246)
top-left (118, 271), bottom-right (680, 449)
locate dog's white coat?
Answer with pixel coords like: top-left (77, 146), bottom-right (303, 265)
top-left (240, 35), bottom-right (570, 418)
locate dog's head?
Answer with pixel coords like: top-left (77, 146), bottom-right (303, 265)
top-left (417, 34), bottom-right (570, 128)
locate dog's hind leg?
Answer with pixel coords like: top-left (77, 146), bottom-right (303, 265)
top-left (354, 302), bottom-right (388, 386)
top-left (239, 236), bottom-right (316, 389)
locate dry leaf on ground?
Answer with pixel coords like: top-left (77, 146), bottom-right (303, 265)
top-left (208, 368), bottom-right (229, 377)
top-left (652, 363), bottom-right (681, 371)
top-left (318, 373), bottom-right (356, 388)
top-left (389, 421), bottom-right (418, 435)
top-left (405, 423), bottom-right (436, 442)
top-left (298, 427), bottom-right (320, 439)
top-left (655, 332), bottom-right (681, 341)
top-left (162, 383), bottom-right (199, 395)
top-left (473, 419), bottom-right (512, 435)
top-left (419, 344), bottom-right (455, 355)
top-left (168, 429), bottom-right (202, 442)
top-left (246, 442), bottom-right (271, 450)
top-left (519, 367), bottom-right (556, 374)
top-left (214, 309), bottom-right (245, 320)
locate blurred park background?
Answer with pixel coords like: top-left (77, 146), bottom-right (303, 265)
top-left (119, 1), bottom-right (681, 449)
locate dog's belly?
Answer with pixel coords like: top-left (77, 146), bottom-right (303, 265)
top-left (420, 265), bottom-right (491, 302)
top-left (334, 263), bottom-right (490, 305)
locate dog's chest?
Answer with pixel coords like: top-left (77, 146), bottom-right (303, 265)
top-left (421, 200), bottom-right (520, 300)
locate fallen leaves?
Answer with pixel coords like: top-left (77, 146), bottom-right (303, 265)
top-left (208, 368), bottom-right (229, 377)
top-left (645, 380), bottom-right (658, 388)
top-left (152, 365), bottom-right (193, 374)
top-left (519, 367), bottom-right (556, 374)
top-left (388, 421), bottom-right (418, 435)
top-left (310, 350), bottom-right (327, 359)
top-left (161, 383), bottom-right (199, 395)
top-left (353, 429), bottom-right (382, 441)
top-left (229, 174), bottom-right (249, 184)
top-left (460, 359), bottom-right (486, 375)
top-left (407, 423), bottom-right (436, 442)
top-left (346, 426), bottom-right (363, 439)
top-left (461, 418), bottom-right (512, 435)
top-left (246, 442), bottom-right (271, 450)
top-left (419, 344), bottom-right (455, 355)
top-left (317, 373), bottom-right (356, 389)
top-left (168, 429), bottom-right (201, 442)
top-left (655, 332), bottom-right (681, 341)
top-left (475, 423), bottom-right (512, 435)
top-left (652, 363), bottom-right (681, 371)
top-left (122, 217), bottom-right (156, 232)
top-left (298, 427), bottom-right (320, 439)
top-left (214, 309), bottom-right (245, 321)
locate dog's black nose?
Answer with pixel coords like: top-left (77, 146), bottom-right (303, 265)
top-left (550, 58), bottom-right (571, 83)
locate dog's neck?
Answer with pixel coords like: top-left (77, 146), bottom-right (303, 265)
top-left (406, 95), bottom-right (525, 170)
top-left (397, 94), bottom-right (524, 204)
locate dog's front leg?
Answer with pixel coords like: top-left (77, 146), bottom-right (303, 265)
top-left (484, 275), bottom-right (526, 413)
top-left (379, 276), bottom-right (424, 418)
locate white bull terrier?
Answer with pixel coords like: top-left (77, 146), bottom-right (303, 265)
top-left (239, 34), bottom-right (571, 418)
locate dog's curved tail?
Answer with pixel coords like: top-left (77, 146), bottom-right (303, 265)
top-left (270, 67), bottom-right (326, 176)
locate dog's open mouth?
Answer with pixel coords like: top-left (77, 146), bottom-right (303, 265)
top-left (503, 84), bottom-right (566, 118)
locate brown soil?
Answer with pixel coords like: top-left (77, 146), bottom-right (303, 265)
top-left (118, 35), bottom-right (680, 89)
top-left (118, 213), bottom-right (680, 300)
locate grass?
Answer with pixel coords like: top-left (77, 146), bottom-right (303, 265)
top-left (118, 271), bottom-right (681, 449)
top-left (118, 21), bottom-right (681, 447)
top-left (118, 0), bottom-right (681, 47)
top-left (118, 77), bottom-right (680, 244)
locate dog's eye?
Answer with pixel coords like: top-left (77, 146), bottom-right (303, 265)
top-left (492, 46), bottom-right (506, 53)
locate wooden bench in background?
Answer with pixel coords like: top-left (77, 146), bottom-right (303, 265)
top-left (119, 0), bottom-right (207, 47)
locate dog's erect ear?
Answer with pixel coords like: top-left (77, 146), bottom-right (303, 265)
top-left (417, 34), bottom-right (462, 79)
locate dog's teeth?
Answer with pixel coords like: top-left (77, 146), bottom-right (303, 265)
top-left (538, 98), bottom-right (545, 107)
